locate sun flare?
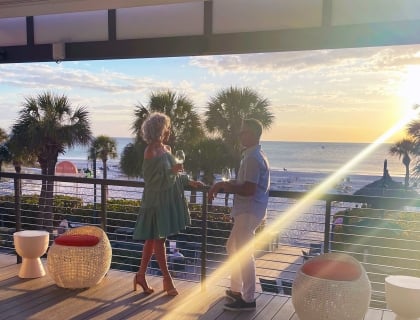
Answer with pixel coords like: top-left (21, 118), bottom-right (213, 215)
top-left (160, 108), bottom-right (420, 320)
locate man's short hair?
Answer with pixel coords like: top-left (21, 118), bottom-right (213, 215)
top-left (243, 118), bottom-right (263, 139)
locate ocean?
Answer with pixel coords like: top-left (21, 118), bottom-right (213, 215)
top-left (8, 138), bottom-right (411, 247)
top-left (57, 138), bottom-right (407, 194)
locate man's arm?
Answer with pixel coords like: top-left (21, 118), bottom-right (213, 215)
top-left (208, 180), bottom-right (256, 201)
top-left (224, 180), bottom-right (256, 196)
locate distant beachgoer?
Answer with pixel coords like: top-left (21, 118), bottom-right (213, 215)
top-left (58, 218), bottom-right (69, 234)
top-left (331, 215), bottom-right (344, 242)
top-left (132, 112), bottom-right (204, 296)
top-left (84, 168), bottom-right (92, 178)
top-left (208, 119), bottom-right (270, 311)
top-left (333, 216), bottom-right (344, 225)
top-left (169, 248), bottom-right (185, 266)
top-left (172, 248), bottom-right (184, 258)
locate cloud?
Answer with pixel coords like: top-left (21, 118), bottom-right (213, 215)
top-left (0, 63), bottom-right (173, 94)
top-left (189, 44), bottom-right (420, 76)
top-left (0, 62), bottom-right (184, 136)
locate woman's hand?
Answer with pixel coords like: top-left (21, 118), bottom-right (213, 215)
top-left (171, 163), bottom-right (184, 174)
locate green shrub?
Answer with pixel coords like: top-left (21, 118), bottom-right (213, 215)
top-left (332, 207), bottom-right (420, 276)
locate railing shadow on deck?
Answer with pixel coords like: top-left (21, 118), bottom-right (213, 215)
top-left (1, 171), bottom-right (420, 308)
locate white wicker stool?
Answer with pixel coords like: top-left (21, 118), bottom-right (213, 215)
top-left (292, 252), bottom-right (371, 320)
top-left (47, 226), bottom-right (112, 289)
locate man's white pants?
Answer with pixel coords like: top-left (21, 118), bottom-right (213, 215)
top-left (226, 213), bottom-right (262, 303)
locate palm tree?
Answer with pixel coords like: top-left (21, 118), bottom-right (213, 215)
top-left (389, 138), bottom-right (416, 188)
top-left (10, 92), bottom-right (92, 229)
top-left (188, 137), bottom-right (232, 185)
top-left (120, 140), bottom-right (147, 178)
top-left (6, 138), bottom-right (37, 173)
top-left (0, 128), bottom-right (10, 172)
top-left (205, 87), bottom-right (274, 175)
top-left (89, 135), bottom-right (118, 180)
top-left (120, 90), bottom-right (204, 177)
top-left (406, 116), bottom-right (420, 179)
top-left (0, 128), bottom-right (7, 143)
top-left (0, 144), bottom-right (11, 172)
top-left (407, 114), bottom-right (420, 143)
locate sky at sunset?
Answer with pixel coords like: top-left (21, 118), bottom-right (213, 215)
top-left (1, 43), bottom-right (420, 143)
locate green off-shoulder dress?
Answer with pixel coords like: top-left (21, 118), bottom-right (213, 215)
top-left (133, 152), bottom-right (190, 240)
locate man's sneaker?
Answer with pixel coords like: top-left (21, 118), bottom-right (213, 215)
top-left (225, 289), bottom-right (242, 301)
top-left (223, 297), bottom-right (256, 311)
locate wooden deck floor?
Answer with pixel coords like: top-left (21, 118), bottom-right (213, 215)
top-left (0, 253), bottom-right (396, 320)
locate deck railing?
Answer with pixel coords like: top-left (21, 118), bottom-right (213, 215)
top-left (1, 171), bottom-right (420, 307)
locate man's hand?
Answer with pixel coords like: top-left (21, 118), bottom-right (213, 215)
top-left (189, 180), bottom-right (206, 188)
top-left (208, 182), bottom-right (226, 201)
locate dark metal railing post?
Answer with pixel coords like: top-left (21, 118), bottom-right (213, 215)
top-left (324, 199), bottom-right (332, 253)
top-left (100, 181), bottom-right (107, 231)
top-left (93, 156), bottom-right (98, 224)
top-left (0, 171), bottom-right (2, 228)
top-left (14, 173), bottom-right (22, 263)
top-left (200, 189), bottom-right (208, 291)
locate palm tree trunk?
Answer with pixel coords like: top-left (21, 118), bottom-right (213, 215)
top-left (42, 159), bottom-right (56, 231)
top-left (38, 151), bottom-right (57, 231)
top-left (102, 159), bottom-right (107, 180)
top-left (405, 164), bottom-right (410, 189)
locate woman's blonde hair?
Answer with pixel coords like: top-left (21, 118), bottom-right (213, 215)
top-left (141, 112), bottom-right (171, 144)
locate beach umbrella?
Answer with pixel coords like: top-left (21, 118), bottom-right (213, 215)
top-left (353, 160), bottom-right (418, 209)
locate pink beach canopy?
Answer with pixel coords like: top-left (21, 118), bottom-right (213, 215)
top-left (55, 161), bottom-right (78, 176)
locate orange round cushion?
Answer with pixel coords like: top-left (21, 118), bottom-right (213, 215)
top-left (302, 259), bottom-right (361, 281)
top-left (55, 234), bottom-right (100, 247)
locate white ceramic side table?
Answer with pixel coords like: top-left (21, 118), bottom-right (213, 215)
top-left (385, 275), bottom-right (420, 320)
top-left (13, 230), bottom-right (49, 278)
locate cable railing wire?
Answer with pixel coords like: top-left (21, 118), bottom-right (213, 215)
top-left (1, 171), bottom-right (420, 306)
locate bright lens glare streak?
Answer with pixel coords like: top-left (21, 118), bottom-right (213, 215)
top-left (161, 109), bottom-right (419, 319)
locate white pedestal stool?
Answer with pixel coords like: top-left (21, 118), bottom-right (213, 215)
top-left (13, 230), bottom-right (49, 278)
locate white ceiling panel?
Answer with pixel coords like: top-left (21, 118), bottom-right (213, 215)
top-left (332, 0), bottom-right (420, 25)
top-left (117, 2), bottom-right (204, 39)
top-left (212, 0), bottom-right (323, 34)
top-left (0, 17), bottom-right (26, 46)
top-left (0, 0), bottom-right (203, 19)
top-left (34, 10), bottom-right (108, 44)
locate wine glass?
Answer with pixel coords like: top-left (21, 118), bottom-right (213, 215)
top-left (174, 150), bottom-right (185, 164)
top-left (221, 167), bottom-right (231, 182)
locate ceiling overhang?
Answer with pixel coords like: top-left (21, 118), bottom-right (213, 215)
top-left (0, 0), bottom-right (199, 18)
top-left (1, 0), bottom-right (420, 64)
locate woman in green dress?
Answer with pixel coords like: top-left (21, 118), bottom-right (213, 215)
top-left (133, 112), bottom-right (204, 296)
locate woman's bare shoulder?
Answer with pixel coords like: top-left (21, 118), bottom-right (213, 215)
top-left (144, 145), bottom-right (156, 160)
top-left (144, 144), bottom-right (167, 160)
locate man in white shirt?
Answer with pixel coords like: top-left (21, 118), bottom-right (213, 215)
top-left (208, 119), bottom-right (270, 311)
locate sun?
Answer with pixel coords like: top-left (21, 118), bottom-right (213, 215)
top-left (389, 64), bottom-right (420, 142)
top-left (399, 65), bottom-right (420, 109)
